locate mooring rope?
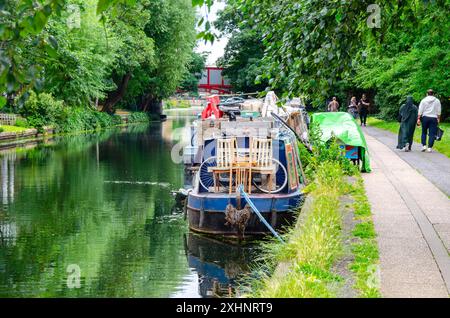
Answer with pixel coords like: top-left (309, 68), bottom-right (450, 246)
top-left (237, 185), bottom-right (284, 243)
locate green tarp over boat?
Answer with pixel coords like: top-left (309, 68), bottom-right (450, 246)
top-left (311, 112), bottom-right (371, 172)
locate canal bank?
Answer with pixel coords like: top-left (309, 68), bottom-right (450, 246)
top-left (0, 113), bottom-right (155, 150)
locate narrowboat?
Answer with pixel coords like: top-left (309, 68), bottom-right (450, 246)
top-left (183, 96), bottom-right (306, 238)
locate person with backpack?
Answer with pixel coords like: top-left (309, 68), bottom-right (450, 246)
top-left (417, 89), bottom-right (442, 153)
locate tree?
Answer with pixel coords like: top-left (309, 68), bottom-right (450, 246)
top-left (179, 51), bottom-right (206, 94)
top-left (217, 0), bottom-right (448, 120)
top-left (40, 0), bottom-right (118, 107)
top-left (0, 0), bottom-right (197, 114)
top-left (101, 1), bottom-right (155, 113)
top-left (215, 0), bottom-right (268, 93)
top-left (353, 2), bottom-right (450, 120)
top-left (125, 0), bottom-right (196, 114)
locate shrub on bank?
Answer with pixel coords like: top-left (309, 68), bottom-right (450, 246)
top-left (128, 112), bottom-right (150, 123)
top-left (164, 99), bottom-right (191, 109)
top-left (20, 91), bottom-right (64, 131)
top-left (20, 92), bottom-right (151, 133)
top-left (14, 118), bottom-right (29, 128)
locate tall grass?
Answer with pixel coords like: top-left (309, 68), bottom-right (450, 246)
top-left (242, 126), bottom-right (380, 298)
top-left (248, 162), bottom-right (349, 298)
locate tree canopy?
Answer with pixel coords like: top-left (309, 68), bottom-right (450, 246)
top-left (0, 0), bottom-right (197, 114)
top-left (214, 0), bottom-right (449, 119)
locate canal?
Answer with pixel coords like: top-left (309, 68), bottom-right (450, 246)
top-left (0, 110), bottom-right (256, 298)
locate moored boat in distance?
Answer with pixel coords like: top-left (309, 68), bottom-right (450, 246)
top-left (183, 94), bottom-right (306, 238)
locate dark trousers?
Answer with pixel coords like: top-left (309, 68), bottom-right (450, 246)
top-left (421, 116), bottom-right (438, 148)
top-left (359, 110), bottom-right (368, 125)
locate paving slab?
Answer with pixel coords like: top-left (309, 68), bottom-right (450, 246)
top-left (362, 133), bottom-right (450, 298)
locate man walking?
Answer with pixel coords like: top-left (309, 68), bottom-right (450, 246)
top-left (417, 89), bottom-right (441, 152)
top-left (327, 97), bottom-right (339, 112)
top-left (358, 94), bottom-right (370, 126)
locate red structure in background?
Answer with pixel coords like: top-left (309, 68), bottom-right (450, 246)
top-left (198, 66), bottom-right (232, 94)
top-left (201, 95), bottom-right (223, 119)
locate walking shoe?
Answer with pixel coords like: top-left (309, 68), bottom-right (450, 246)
top-left (421, 146), bottom-right (427, 152)
top-left (404, 143), bottom-right (410, 152)
top-left (427, 148), bottom-right (432, 153)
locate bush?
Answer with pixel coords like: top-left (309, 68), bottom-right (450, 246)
top-left (164, 99), bottom-right (191, 109)
top-left (112, 115), bottom-right (123, 125)
top-left (127, 112), bottom-right (150, 123)
top-left (19, 91), bottom-right (147, 133)
top-left (21, 91), bottom-right (64, 132)
top-left (300, 122), bottom-right (358, 179)
top-left (164, 100), bottom-right (177, 109)
top-left (14, 118), bottom-right (29, 128)
top-left (373, 89), bottom-right (402, 121)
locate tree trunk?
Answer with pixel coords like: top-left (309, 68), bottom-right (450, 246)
top-left (101, 72), bottom-right (132, 114)
top-left (139, 94), bottom-right (162, 116)
top-left (139, 94), bottom-right (152, 112)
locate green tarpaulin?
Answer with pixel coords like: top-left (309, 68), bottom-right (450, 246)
top-left (311, 112), bottom-right (371, 172)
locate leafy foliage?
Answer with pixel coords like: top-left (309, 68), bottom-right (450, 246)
top-left (299, 122), bottom-right (358, 178)
top-left (353, 5), bottom-right (450, 120)
top-left (19, 91), bottom-right (64, 131)
top-left (1, 0), bottom-right (197, 116)
top-left (217, 0), bottom-right (448, 120)
top-left (179, 52), bottom-right (206, 94)
top-left (19, 91), bottom-right (154, 133)
top-left (215, 0), bottom-right (268, 93)
top-left (39, 0), bottom-right (118, 106)
top-left (127, 112), bottom-right (150, 123)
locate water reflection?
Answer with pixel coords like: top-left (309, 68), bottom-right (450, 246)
top-left (0, 122), bottom-right (193, 297)
top-left (174, 233), bottom-right (256, 298)
top-left (0, 113), bottom-right (259, 298)
top-left (1, 153), bottom-right (16, 205)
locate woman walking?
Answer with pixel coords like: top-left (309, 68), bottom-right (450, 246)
top-left (397, 96), bottom-right (418, 152)
top-left (348, 96), bottom-right (358, 119)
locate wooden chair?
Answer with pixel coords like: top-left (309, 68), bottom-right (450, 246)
top-left (249, 138), bottom-right (275, 193)
top-left (209, 138), bottom-right (236, 193)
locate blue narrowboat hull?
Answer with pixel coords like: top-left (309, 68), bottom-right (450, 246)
top-left (187, 190), bottom-right (303, 236)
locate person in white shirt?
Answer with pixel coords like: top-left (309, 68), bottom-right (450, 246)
top-left (417, 89), bottom-right (441, 152)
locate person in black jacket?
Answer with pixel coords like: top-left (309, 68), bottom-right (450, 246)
top-left (397, 96), bottom-right (418, 152)
top-left (358, 94), bottom-right (370, 126)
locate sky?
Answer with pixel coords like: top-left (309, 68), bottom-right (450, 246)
top-left (195, 1), bottom-right (229, 66)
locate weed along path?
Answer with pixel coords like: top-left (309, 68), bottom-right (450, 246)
top-left (362, 133), bottom-right (450, 297)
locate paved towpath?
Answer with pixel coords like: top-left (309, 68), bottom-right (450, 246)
top-left (364, 126), bottom-right (450, 196)
top-left (362, 128), bottom-right (450, 298)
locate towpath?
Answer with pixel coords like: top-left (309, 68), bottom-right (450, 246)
top-left (362, 127), bottom-right (450, 298)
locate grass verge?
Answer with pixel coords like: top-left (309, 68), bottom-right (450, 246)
top-left (349, 176), bottom-right (381, 297)
top-left (247, 162), bottom-right (351, 297)
top-left (0, 125), bottom-right (29, 133)
top-left (367, 117), bottom-right (450, 158)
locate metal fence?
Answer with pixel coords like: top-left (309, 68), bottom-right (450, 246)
top-left (0, 114), bottom-right (18, 126)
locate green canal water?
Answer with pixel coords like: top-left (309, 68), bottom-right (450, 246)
top-left (0, 111), bottom-right (256, 298)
